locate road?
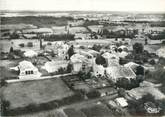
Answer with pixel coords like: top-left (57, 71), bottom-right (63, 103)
top-left (6, 73), bottom-right (77, 83)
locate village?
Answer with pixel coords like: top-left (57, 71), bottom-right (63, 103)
top-left (0, 11), bottom-right (165, 117)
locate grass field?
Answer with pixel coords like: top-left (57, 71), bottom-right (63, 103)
top-left (2, 78), bottom-right (74, 109)
top-left (81, 104), bottom-right (113, 117)
top-left (17, 109), bottom-right (67, 117)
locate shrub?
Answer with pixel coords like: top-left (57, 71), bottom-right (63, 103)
top-left (149, 59), bottom-right (156, 65)
top-left (19, 43), bottom-right (25, 47)
top-left (86, 90), bottom-right (100, 99)
top-left (0, 79), bottom-right (7, 87)
top-left (1, 100), bottom-right (10, 116)
top-left (27, 42), bottom-right (33, 47)
top-left (92, 44), bottom-right (102, 52)
top-left (79, 45), bottom-right (85, 49)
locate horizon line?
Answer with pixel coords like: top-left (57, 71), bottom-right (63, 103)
top-left (1, 9), bottom-right (165, 14)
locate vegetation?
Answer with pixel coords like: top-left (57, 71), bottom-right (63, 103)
top-left (1, 16), bottom-right (74, 27)
top-left (116, 77), bottom-right (141, 90)
top-left (68, 45), bottom-right (75, 59)
top-left (78, 71), bottom-right (92, 81)
top-left (3, 92), bottom-right (84, 116)
top-left (0, 79), bottom-right (7, 87)
top-left (98, 28), bottom-right (136, 38)
top-left (43, 34), bottom-right (75, 41)
top-left (10, 32), bottom-right (20, 39)
top-left (145, 68), bottom-right (165, 94)
top-left (19, 43), bottom-right (25, 47)
top-left (128, 93), bottom-right (165, 116)
top-left (133, 43), bottom-right (144, 54)
top-left (92, 44), bottom-right (102, 52)
top-left (86, 90), bottom-right (101, 99)
top-left (95, 55), bottom-right (106, 65)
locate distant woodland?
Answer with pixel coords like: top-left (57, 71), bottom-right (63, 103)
top-left (1, 16), bottom-right (74, 27)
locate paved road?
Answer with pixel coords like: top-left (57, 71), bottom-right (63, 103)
top-left (6, 73), bottom-right (77, 83)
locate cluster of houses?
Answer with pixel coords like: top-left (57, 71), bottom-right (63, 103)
top-left (10, 41), bottom-right (142, 85)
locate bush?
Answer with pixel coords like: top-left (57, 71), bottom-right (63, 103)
top-left (1, 100), bottom-right (10, 116)
top-left (0, 79), bottom-right (7, 87)
top-left (67, 63), bottom-right (73, 73)
top-left (79, 45), bottom-right (85, 49)
top-left (27, 42), bottom-right (33, 47)
top-left (149, 59), bottom-right (156, 65)
top-left (86, 90), bottom-right (100, 99)
top-left (92, 44), bottom-right (102, 52)
top-left (19, 43), bottom-right (25, 47)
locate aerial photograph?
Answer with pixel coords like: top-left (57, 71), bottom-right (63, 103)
top-left (0, 0), bottom-right (165, 116)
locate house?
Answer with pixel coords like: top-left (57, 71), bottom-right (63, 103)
top-left (43, 60), bottom-right (69, 73)
top-left (23, 34), bottom-right (37, 39)
top-left (102, 52), bottom-right (119, 67)
top-left (124, 62), bottom-right (139, 72)
top-left (156, 47), bottom-right (165, 58)
top-left (93, 64), bottom-right (105, 77)
top-left (70, 54), bottom-right (86, 72)
top-left (144, 102), bottom-right (161, 114)
top-left (115, 97), bottom-right (128, 108)
top-left (18, 60), bottom-right (41, 79)
top-left (105, 66), bottom-right (136, 83)
top-left (117, 51), bottom-right (128, 58)
top-left (98, 87), bottom-right (117, 97)
top-left (24, 50), bottom-right (38, 58)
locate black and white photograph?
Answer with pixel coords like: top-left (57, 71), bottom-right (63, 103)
top-left (0, 0), bottom-right (165, 116)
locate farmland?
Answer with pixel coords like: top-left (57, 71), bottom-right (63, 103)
top-left (2, 78), bottom-right (74, 109)
top-left (1, 16), bottom-right (74, 27)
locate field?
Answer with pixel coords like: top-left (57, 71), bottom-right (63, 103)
top-left (80, 104), bottom-right (113, 117)
top-left (17, 109), bottom-right (67, 117)
top-left (2, 78), bottom-right (74, 109)
top-left (1, 16), bottom-right (74, 27)
top-left (0, 60), bottom-right (21, 80)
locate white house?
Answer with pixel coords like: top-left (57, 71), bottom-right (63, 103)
top-left (93, 64), bottom-right (105, 77)
top-left (70, 54), bottom-right (87, 72)
top-left (115, 97), bottom-right (128, 108)
top-left (156, 47), bottom-right (165, 58)
top-left (102, 52), bottom-right (119, 67)
top-left (43, 60), bottom-right (68, 73)
top-left (18, 60), bottom-right (41, 79)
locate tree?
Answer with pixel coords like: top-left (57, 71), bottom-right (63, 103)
top-left (9, 47), bottom-right (13, 53)
top-left (92, 44), bottom-right (102, 52)
top-left (86, 90), bottom-right (100, 99)
top-left (136, 65), bottom-right (144, 76)
top-left (1, 100), bottom-right (10, 116)
top-left (0, 79), bottom-right (7, 87)
top-left (133, 43), bottom-right (144, 54)
top-left (95, 55), bottom-right (106, 65)
top-left (68, 45), bottom-right (75, 59)
top-left (118, 88), bottom-right (126, 97)
top-left (116, 78), bottom-right (130, 89)
top-left (118, 48), bottom-right (122, 53)
top-left (149, 59), bottom-right (156, 65)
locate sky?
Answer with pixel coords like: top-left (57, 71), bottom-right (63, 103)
top-left (0, 0), bottom-right (165, 12)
